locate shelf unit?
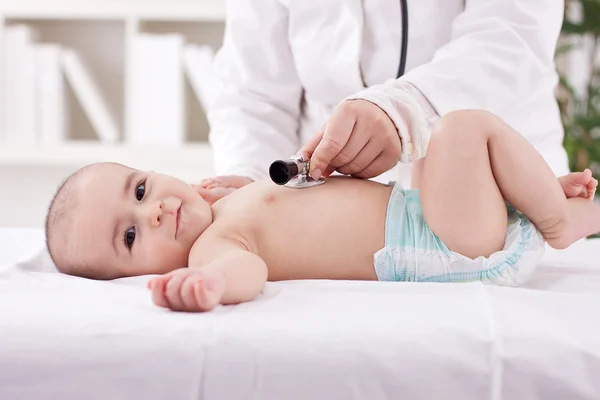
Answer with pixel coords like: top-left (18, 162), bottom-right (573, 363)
top-left (0, 141), bottom-right (213, 175)
top-left (0, 1), bottom-right (226, 21)
top-left (0, 0), bottom-right (226, 165)
top-left (0, 2), bottom-right (225, 228)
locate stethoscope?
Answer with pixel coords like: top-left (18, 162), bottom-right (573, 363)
top-left (397, 0), bottom-right (408, 78)
top-left (270, 0), bottom-right (409, 188)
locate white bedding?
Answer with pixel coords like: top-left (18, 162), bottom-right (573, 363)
top-left (1, 227), bottom-right (599, 400)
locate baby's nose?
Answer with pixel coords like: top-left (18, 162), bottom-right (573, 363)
top-left (148, 201), bottom-right (163, 228)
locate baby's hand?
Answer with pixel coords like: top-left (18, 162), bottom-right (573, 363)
top-left (148, 268), bottom-right (226, 312)
top-left (199, 175), bottom-right (253, 190)
top-left (192, 175), bottom-right (253, 205)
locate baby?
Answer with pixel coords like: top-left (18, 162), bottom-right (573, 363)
top-left (45, 110), bottom-right (599, 312)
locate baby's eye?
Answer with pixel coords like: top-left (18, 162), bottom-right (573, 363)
top-left (135, 181), bottom-right (145, 201)
top-left (124, 227), bottom-right (136, 250)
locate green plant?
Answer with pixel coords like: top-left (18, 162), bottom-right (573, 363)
top-left (556, 0), bottom-right (600, 178)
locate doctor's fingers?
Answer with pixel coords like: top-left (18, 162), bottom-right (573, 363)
top-left (298, 130), bottom-right (322, 160)
top-left (353, 146), bottom-right (400, 179)
top-left (299, 133), bottom-right (333, 179)
top-left (327, 120), bottom-right (371, 171)
top-left (306, 112), bottom-right (356, 179)
top-left (336, 139), bottom-right (382, 176)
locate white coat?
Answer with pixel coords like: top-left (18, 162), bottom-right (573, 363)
top-left (208, 0), bottom-right (569, 186)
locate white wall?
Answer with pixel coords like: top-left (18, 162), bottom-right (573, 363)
top-left (1, 165), bottom-right (79, 228)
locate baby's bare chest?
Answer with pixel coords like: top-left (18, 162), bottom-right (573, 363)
top-left (212, 183), bottom-right (309, 242)
top-left (209, 180), bottom-right (388, 279)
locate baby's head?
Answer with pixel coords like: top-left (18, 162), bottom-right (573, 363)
top-left (45, 162), bottom-right (213, 280)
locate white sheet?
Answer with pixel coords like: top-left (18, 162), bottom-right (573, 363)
top-left (1, 227), bottom-right (599, 400)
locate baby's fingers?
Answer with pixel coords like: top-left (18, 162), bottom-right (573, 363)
top-left (192, 280), bottom-right (216, 312)
top-left (193, 273), bottom-right (224, 312)
top-left (180, 274), bottom-right (202, 311)
top-left (200, 178), bottom-right (214, 188)
top-left (149, 278), bottom-right (169, 309)
top-left (196, 186), bottom-right (236, 205)
top-left (165, 272), bottom-right (188, 311)
top-left (588, 178), bottom-right (598, 201)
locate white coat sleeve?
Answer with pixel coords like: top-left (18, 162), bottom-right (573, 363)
top-left (346, 0), bottom-right (564, 162)
top-left (208, 0), bottom-right (303, 180)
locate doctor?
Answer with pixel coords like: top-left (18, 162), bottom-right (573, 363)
top-left (201, 0), bottom-right (569, 200)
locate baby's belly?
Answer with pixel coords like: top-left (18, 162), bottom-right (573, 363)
top-left (253, 178), bottom-right (392, 281)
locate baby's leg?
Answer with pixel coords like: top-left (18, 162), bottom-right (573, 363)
top-left (419, 111), bottom-right (509, 258)
top-left (410, 159), bottom-right (425, 189)
top-left (420, 110), bottom-right (600, 259)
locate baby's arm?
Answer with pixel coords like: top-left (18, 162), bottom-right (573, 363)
top-left (148, 238), bottom-right (268, 312)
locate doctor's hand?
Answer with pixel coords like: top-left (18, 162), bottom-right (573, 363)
top-left (300, 100), bottom-right (401, 180)
top-left (192, 175), bottom-right (253, 205)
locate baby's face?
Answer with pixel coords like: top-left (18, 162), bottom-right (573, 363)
top-left (68, 163), bottom-right (212, 278)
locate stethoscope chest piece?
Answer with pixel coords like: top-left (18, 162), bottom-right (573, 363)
top-left (269, 155), bottom-right (325, 189)
top-left (282, 174), bottom-right (325, 189)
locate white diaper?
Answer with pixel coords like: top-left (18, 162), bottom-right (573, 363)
top-left (373, 185), bottom-right (546, 287)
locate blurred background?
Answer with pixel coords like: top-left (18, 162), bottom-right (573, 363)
top-left (557, 0), bottom-right (600, 179)
top-left (0, 0), bottom-right (598, 228)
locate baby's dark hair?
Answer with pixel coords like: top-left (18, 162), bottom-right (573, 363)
top-left (45, 163), bottom-right (114, 280)
top-left (45, 166), bottom-right (86, 276)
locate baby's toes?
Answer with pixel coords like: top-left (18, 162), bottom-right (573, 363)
top-left (560, 174), bottom-right (585, 198)
top-left (588, 178), bottom-right (598, 201)
top-left (563, 183), bottom-right (585, 199)
top-left (572, 170), bottom-right (591, 185)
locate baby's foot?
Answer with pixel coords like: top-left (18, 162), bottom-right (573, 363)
top-left (558, 169), bottom-right (598, 201)
top-left (543, 169), bottom-right (599, 250)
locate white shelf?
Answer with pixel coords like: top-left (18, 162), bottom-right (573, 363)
top-left (0, 2), bottom-right (225, 228)
top-left (0, 3), bottom-right (224, 145)
top-left (1, 1), bottom-right (226, 21)
top-left (0, 141), bottom-right (214, 173)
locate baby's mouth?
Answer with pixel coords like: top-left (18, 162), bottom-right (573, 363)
top-left (175, 204), bottom-right (182, 239)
